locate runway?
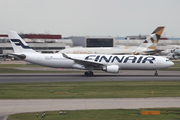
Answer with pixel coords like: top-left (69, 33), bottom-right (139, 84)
top-left (0, 97), bottom-right (180, 117)
top-left (0, 70), bottom-right (180, 83)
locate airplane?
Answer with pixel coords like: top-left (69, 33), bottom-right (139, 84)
top-left (59, 26), bottom-right (165, 55)
top-left (7, 31), bottom-right (174, 76)
top-left (156, 45), bottom-right (180, 59)
top-left (169, 48), bottom-right (180, 59)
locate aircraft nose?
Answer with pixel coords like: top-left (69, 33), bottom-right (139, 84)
top-left (167, 61), bottom-right (174, 67)
top-left (170, 61), bottom-right (174, 67)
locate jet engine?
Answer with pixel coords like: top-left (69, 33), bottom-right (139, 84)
top-left (72, 64), bottom-right (86, 70)
top-left (102, 65), bottom-right (119, 73)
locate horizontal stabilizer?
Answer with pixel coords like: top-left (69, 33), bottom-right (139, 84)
top-left (9, 53), bottom-right (26, 60)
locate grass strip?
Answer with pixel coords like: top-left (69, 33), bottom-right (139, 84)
top-left (0, 67), bottom-right (179, 73)
top-left (0, 61), bottom-right (180, 73)
top-left (1, 81), bottom-right (180, 99)
top-left (0, 65), bottom-right (180, 73)
top-left (7, 108), bottom-right (180, 120)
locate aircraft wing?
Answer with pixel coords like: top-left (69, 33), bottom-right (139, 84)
top-left (143, 49), bottom-right (164, 54)
top-left (62, 53), bottom-right (103, 67)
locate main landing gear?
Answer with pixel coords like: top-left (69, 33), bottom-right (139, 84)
top-left (84, 71), bottom-right (94, 76)
top-left (154, 70), bottom-right (158, 76)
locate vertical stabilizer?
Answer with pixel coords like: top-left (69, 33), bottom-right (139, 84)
top-left (141, 26), bottom-right (164, 49)
top-left (133, 26), bottom-right (165, 54)
top-left (7, 31), bottom-right (37, 53)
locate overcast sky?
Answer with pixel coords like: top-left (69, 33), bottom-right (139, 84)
top-left (0, 0), bottom-right (179, 37)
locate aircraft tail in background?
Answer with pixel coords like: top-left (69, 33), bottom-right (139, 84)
top-left (133, 26), bottom-right (165, 55)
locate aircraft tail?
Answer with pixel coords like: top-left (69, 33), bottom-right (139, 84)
top-left (133, 26), bottom-right (165, 54)
top-left (7, 31), bottom-right (37, 53)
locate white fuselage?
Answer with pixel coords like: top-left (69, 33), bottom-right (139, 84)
top-left (24, 53), bottom-right (174, 70)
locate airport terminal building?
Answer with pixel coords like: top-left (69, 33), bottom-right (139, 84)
top-left (1, 33), bottom-right (180, 59)
top-left (67, 36), bottom-right (115, 47)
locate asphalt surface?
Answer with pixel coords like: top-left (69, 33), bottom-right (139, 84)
top-left (0, 97), bottom-right (180, 117)
top-left (0, 70), bottom-right (180, 83)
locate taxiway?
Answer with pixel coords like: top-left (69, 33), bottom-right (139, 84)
top-left (0, 97), bottom-right (180, 117)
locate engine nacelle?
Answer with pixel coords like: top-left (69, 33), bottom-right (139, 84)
top-left (102, 65), bottom-right (119, 73)
top-left (72, 64), bottom-right (86, 70)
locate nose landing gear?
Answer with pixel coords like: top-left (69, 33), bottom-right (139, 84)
top-left (154, 70), bottom-right (158, 76)
top-left (84, 71), bottom-right (94, 76)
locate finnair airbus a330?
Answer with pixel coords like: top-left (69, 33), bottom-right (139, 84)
top-left (7, 31), bottom-right (174, 76)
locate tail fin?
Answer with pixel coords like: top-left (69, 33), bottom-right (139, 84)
top-left (7, 31), bottom-right (37, 53)
top-left (133, 26), bottom-right (165, 54)
top-left (140, 26), bottom-right (164, 49)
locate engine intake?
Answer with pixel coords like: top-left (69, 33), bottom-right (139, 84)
top-left (102, 65), bottom-right (119, 73)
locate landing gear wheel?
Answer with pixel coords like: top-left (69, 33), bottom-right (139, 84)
top-left (155, 73), bottom-right (158, 76)
top-left (90, 71), bottom-right (94, 76)
top-left (84, 72), bottom-right (89, 76)
top-left (84, 71), bottom-right (94, 76)
top-left (154, 70), bottom-right (158, 76)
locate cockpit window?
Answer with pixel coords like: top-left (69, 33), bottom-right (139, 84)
top-left (166, 59), bottom-right (170, 62)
